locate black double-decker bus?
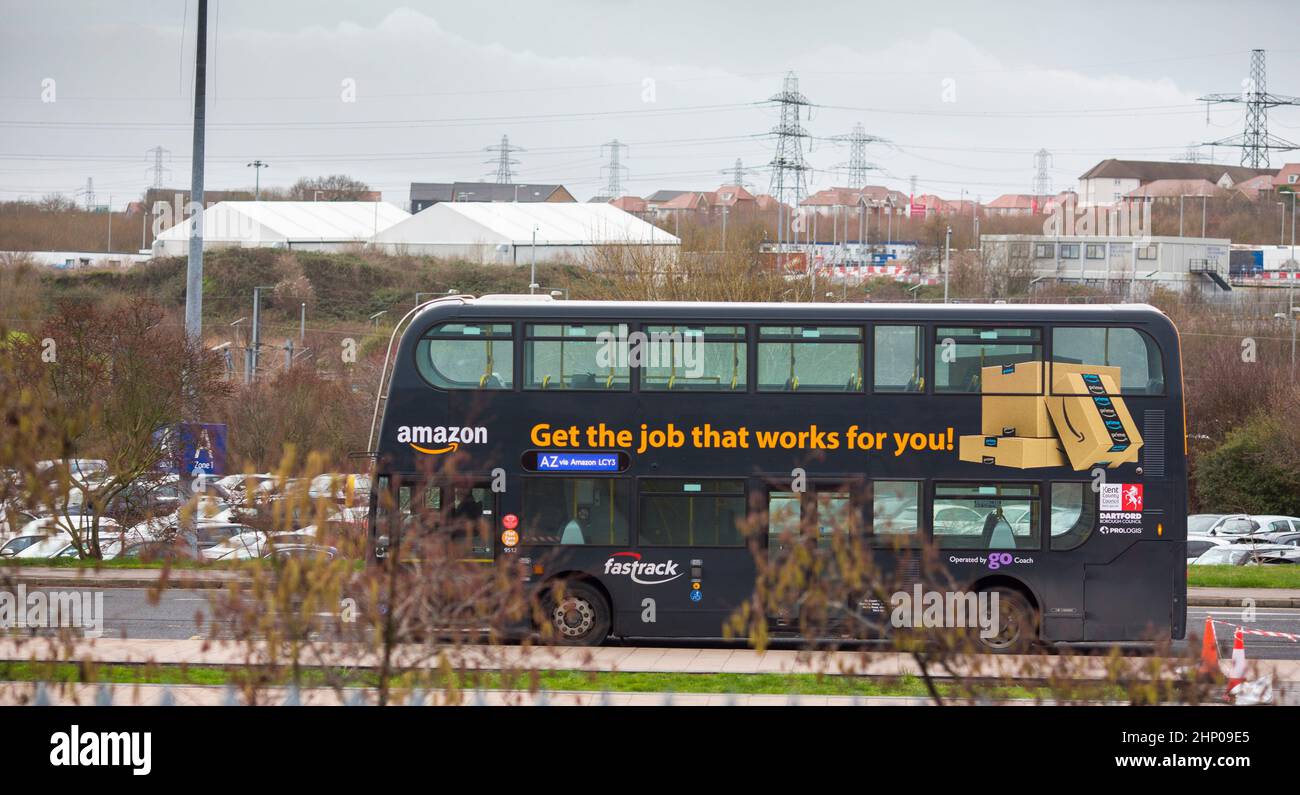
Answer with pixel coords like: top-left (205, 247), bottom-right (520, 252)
top-left (369, 295), bottom-right (1187, 649)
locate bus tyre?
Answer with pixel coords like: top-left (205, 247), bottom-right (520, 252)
top-left (980, 586), bottom-right (1038, 653)
top-left (544, 581), bottom-right (610, 647)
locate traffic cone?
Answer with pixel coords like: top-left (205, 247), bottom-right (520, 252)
top-left (1198, 616), bottom-right (1219, 677)
top-left (1225, 628), bottom-right (1247, 701)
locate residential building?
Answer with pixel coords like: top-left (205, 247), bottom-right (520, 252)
top-left (407, 182), bottom-right (574, 214)
top-left (1274, 163), bottom-right (1300, 192)
top-left (1122, 179), bottom-right (1230, 205)
top-left (984, 192), bottom-right (1076, 216)
top-left (1077, 159), bottom-right (1277, 207)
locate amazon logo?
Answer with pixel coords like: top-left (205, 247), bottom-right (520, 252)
top-left (396, 425), bottom-right (487, 455)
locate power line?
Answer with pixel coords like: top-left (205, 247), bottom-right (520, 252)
top-left (145, 145), bottom-right (172, 189)
top-left (1198, 48), bottom-right (1300, 167)
top-left (1032, 148), bottom-right (1053, 195)
top-left (484, 134), bottom-right (523, 183)
top-left (600, 138), bottom-right (627, 197)
top-left (830, 122), bottom-right (883, 187)
top-left (767, 71), bottom-right (811, 206)
top-left (721, 158), bottom-right (760, 189)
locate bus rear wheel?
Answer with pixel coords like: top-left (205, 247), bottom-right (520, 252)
top-left (978, 586), bottom-right (1038, 653)
top-left (543, 581), bottom-right (611, 647)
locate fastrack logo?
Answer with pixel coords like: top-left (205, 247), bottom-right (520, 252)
top-left (603, 552), bottom-right (683, 585)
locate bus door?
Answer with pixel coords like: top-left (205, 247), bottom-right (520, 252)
top-left (763, 479), bottom-right (867, 632)
top-left (385, 477), bottom-right (496, 563)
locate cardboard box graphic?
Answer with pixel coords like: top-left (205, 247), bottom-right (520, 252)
top-left (979, 362), bottom-right (1052, 437)
top-left (1049, 362), bottom-right (1122, 395)
top-left (959, 434), bottom-right (1066, 469)
top-left (1045, 371), bottom-right (1143, 470)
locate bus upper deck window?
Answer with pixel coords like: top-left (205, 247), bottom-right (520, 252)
top-left (933, 327), bottom-right (1041, 394)
top-left (1051, 326), bottom-right (1165, 395)
top-left (641, 325), bottom-right (747, 391)
top-left (873, 326), bottom-right (924, 393)
top-left (524, 324), bottom-right (631, 391)
top-left (415, 322), bottom-right (514, 390)
top-left (758, 326), bottom-right (864, 392)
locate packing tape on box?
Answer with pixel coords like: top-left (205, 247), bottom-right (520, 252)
top-left (1080, 372), bottom-right (1133, 454)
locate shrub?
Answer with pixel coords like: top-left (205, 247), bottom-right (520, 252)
top-left (1194, 408), bottom-right (1300, 514)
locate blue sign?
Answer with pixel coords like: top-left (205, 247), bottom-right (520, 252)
top-left (156, 423), bottom-right (228, 478)
top-left (535, 453), bottom-right (621, 472)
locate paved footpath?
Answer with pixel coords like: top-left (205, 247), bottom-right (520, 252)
top-left (2, 637), bottom-right (1297, 685)
top-left (4, 566), bottom-right (1299, 607)
top-left (0, 681), bottom-right (1100, 706)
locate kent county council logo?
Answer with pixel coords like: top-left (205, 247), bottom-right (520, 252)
top-left (1099, 483), bottom-right (1143, 512)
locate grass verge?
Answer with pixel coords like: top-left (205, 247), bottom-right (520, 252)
top-left (0, 661), bottom-right (1125, 700)
top-left (1186, 565), bottom-right (1300, 589)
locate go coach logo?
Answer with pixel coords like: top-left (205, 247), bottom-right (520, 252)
top-left (603, 552), bottom-right (684, 585)
top-left (986, 552), bottom-right (1034, 570)
top-left (396, 425), bottom-right (487, 455)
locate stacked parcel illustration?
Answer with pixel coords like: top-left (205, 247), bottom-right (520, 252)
top-left (958, 362), bottom-right (1143, 470)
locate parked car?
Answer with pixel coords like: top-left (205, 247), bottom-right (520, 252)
top-left (264, 544), bottom-right (342, 564)
top-left (1242, 515), bottom-right (1300, 535)
top-left (0, 515), bottom-right (121, 557)
top-left (102, 530), bottom-right (201, 562)
top-left (0, 530), bottom-right (70, 558)
top-left (0, 506), bottom-right (39, 538)
top-left (1192, 544), bottom-right (1300, 566)
top-left (203, 531), bottom-right (269, 561)
top-left (1187, 533), bottom-right (1230, 564)
top-left (35, 458), bottom-right (109, 484)
top-left (1254, 531), bottom-right (1300, 547)
top-left (1188, 514), bottom-right (1225, 535)
top-left (1189, 514), bottom-right (1260, 537)
top-left (308, 474), bottom-right (372, 505)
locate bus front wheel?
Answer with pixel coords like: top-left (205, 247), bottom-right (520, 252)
top-left (543, 581), bottom-right (611, 647)
top-left (979, 586), bottom-right (1038, 653)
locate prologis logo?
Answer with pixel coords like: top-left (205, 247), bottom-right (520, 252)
top-left (396, 425), bottom-right (487, 455)
top-left (603, 551), bottom-right (683, 585)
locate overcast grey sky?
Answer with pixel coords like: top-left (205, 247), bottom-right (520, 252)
top-left (2, 0), bottom-right (1298, 206)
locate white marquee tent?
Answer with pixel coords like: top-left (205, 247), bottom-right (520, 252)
top-left (369, 202), bottom-right (679, 264)
top-left (152, 201), bottom-right (409, 256)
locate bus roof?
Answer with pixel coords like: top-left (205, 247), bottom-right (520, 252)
top-left (412, 294), bottom-right (1169, 323)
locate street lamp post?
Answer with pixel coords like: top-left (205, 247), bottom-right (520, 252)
top-left (529, 224), bottom-right (539, 294)
top-left (943, 225), bottom-right (952, 303)
top-left (247, 160), bottom-right (268, 200)
top-left (250, 286), bottom-right (273, 381)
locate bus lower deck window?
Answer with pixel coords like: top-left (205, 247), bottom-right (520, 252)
top-left (522, 478), bottom-right (630, 545)
top-left (640, 479), bottom-right (745, 546)
top-left (932, 483), bottom-right (1040, 550)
